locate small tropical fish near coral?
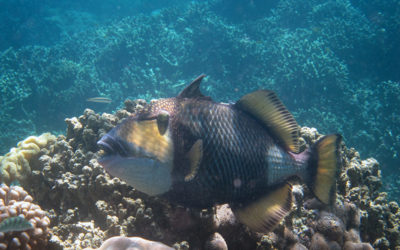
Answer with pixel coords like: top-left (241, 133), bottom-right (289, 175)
top-left (97, 75), bottom-right (342, 232)
top-left (86, 97), bottom-right (112, 104)
top-left (0, 216), bottom-right (33, 233)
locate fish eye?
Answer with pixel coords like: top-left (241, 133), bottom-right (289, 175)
top-left (156, 110), bottom-right (169, 135)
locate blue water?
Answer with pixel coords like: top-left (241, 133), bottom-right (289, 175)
top-left (0, 0), bottom-right (399, 199)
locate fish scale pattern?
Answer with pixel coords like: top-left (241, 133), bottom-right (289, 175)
top-left (180, 101), bottom-right (273, 204)
top-left (265, 145), bottom-right (306, 185)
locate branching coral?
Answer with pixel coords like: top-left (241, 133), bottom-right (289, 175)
top-left (0, 184), bottom-right (50, 249)
top-left (0, 133), bottom-right (56, 184)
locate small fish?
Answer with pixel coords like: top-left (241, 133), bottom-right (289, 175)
top-left (10, 180), bottom-right (21, 186)
top-left (0, 216), bottom-right (33, 233)
top-left (97, 75), bottom-right (342, 233)
top-left (86, 97), bottom-right (112, 104)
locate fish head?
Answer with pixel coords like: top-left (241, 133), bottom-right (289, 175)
top-left (97, 98), bottom-right (177, 196)
top-left (97, 75), bottom-right (208, 196)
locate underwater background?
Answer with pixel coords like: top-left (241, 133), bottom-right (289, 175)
top-left (1, 0), bottom-right (398, 199)
top-left (0, 0), bottom-right (400, 249)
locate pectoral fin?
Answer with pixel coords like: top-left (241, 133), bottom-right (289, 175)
top-left (184, 139), bottom-right (203, 181)
top-left (232, 183), bottom-right (293, 233)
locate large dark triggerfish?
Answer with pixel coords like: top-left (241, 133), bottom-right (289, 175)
top-left (97, 75), bottom-right (342, 232)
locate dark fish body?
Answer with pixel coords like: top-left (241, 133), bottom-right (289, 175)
top-left (98, 75), bottom-right (342, 232)
top-left (164, 99), bottom-right (306, 207)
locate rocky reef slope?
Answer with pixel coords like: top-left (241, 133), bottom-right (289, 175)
top-left (1, 100), bottom-right (398, 249)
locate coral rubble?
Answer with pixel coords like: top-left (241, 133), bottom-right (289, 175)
top-left (2, 101), bottom-right (399, 249)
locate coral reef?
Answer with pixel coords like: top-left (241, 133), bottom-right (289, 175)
top-left (0, 184), bottom-right (50, 249)
top-left (4, 101), bottom-right (397, 249)
top-left (0, 1), bottom-right (399, 198)
top-left (0, 133), bottom-right (56, 184)
top-left (0, 0), bottom-right (188, 51)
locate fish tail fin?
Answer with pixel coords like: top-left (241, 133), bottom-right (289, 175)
top-left (307, 134), bottom-right (342, 205)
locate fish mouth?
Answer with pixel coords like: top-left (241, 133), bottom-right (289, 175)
top-left (97, 134), bottom-right (129, 158)
top-left (97, 133), bottom-right (155, 166)
top-left (97, 134), bottom-right (134, 172)
top-left (97, 133), bottom-right (173, 196)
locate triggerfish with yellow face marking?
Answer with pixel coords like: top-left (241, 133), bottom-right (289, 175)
top-left (97, 75), bottom-right (342, 233)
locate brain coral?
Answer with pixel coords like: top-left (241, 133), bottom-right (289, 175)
top-left (0, 184), bottom-right (50, 249)
top-left (0, 133), bottom-right (56, 184)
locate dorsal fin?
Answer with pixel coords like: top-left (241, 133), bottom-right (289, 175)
top-left (178, 74), bottom-right (209, 99)
top-left (236, 90), bottom-right (300, 153)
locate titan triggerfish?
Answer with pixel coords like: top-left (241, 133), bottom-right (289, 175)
top-left (97, 75), bottom-right (342, 232)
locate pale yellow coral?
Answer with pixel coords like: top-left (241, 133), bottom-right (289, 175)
top-left (0, 133), bottom-right (56, 184)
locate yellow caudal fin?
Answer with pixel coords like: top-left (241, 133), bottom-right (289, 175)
top-left (308, 134), bottom-right (342, 205)
top-left (232, 183), bottom-right (293, 233)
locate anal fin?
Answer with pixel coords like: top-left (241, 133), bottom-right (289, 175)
top-left (232, 182), bottom-right (293, 233)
